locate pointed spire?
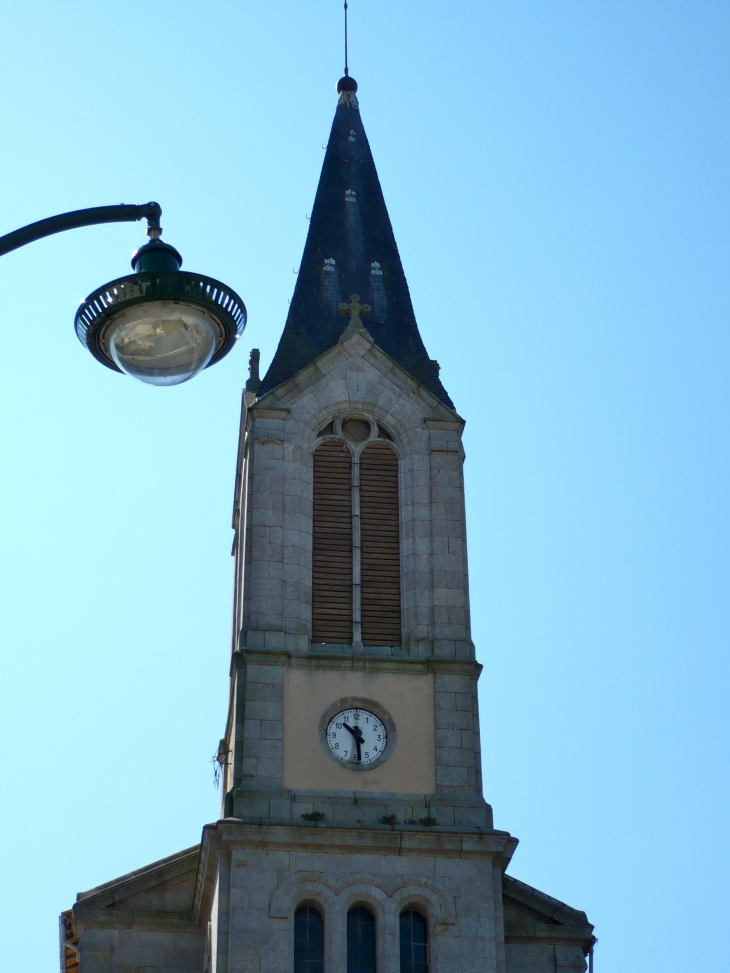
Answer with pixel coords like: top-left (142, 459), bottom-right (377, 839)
top-left (259, 80), bottom-right (453, 408)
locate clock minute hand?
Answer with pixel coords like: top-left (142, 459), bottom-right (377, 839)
top-left (342, 722), bottom-right (363, 762)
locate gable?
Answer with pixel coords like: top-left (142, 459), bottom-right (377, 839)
top-left (74, 845), bottom-right (200, 917)
top-left (65, 847), bottom-right (205, 973)
top-left (254, 329), bottom-right (461, 432)
top-left (502, 874), bottom-right (594, 955)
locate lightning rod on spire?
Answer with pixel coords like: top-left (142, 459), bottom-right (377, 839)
top-left (344, 1), bottom-right (349, 76)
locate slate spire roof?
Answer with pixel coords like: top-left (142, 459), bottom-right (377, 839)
top-left (259, 77), bottom-right (454, 408)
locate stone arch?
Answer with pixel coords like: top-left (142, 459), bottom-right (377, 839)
top-left (337, 877), bottom-right (392, 916)
top-left (390, 879), bottom-right (456, 934)
top-left (269, 872), bottom-right (338, 919)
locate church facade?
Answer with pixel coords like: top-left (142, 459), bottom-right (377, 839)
top-left (61, 77), bottom-right (595, 973)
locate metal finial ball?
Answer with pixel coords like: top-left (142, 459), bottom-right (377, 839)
top-left (337, 75), bottom-right (358, 93)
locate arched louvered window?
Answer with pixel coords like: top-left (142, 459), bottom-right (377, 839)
top-left (312, 419), bottom-right (401, 648)
top-left (347, 906), bottom-right (376, 973)
top-left (399, 910), bottom-right (428, 973)
top-left (294, 905), bottom-right (324, 973)
top-left (360, 442), bottom-right (401, 646)
top-left (312, 441), bottom-right (353, 643)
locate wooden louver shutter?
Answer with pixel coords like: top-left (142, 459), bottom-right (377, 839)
top-left (312, 441), bottom-right (353, 643)
top-left (360, 442), bottom-right (401, 646)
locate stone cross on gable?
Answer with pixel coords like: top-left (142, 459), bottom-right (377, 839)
top-left (338, 294), bottom-right (371, 326)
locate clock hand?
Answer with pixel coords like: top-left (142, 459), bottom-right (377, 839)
top-left (342, 723), bottom-right (363, 761)
top-left (352, 725), bottom-right (364, 762)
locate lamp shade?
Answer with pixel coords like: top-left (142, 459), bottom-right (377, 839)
top-left (75, 241), bottom-right (246, 385)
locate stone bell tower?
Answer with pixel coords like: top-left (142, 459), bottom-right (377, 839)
top-left (62, 76), bottom-right (595, 973)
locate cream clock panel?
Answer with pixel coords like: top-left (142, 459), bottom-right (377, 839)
top-left (283, 668), bottom-right (436, 794)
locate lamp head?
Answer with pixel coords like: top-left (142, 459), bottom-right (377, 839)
top-left (75, 233), bottom-right (246, 386)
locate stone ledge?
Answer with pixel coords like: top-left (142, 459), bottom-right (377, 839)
top-left (231, 791), bottom-right (493, 830)
top-left (231, 647), bottom-right (482, 678)
top-left (424, 418), bottom-right (464, 431)
top-left (202, 818), bottom-right (516, 867)
top-left (249, 406), bottom-right (291, 419)
top-left (504, 923), bottom-right (595, 944)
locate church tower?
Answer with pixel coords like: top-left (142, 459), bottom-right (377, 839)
top-left (62, 77), bottom-right (595, 973)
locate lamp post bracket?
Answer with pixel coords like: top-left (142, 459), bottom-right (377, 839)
top-left (0, 202), bottom-right (162, 257)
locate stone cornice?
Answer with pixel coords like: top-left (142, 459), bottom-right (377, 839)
top-left (503, 924), bottom-right (596, 948)
top-left (230, 648), bottom-right (482, 678)
top-left (249, 405), bottom-right (291, 419)
top-left (424, 418), bottom-right (464, 432)
top-left (199, 818), bottom-right (516, 866)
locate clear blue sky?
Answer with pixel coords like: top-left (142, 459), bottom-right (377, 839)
top-left (0, 2), bottom-right (727, 970)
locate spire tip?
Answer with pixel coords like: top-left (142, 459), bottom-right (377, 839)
top-left (336, 75), bottom-right (358, 94)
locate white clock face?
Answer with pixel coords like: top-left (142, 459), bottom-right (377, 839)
top-left (326, 707), bottom-right (387, 766)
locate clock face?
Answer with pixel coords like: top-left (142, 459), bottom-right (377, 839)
top-left (326, 707), bottom-right (388, 766)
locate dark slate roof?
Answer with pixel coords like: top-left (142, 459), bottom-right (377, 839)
top-left (259, 81), bottom-right (454, 408)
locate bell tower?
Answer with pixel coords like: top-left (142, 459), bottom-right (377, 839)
top-left (63, 75), bottom-right (595, 973)
top-left (221, 75), bottom-right (491, 835)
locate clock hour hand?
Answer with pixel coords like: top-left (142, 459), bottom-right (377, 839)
top-left (342, 722), bottom-right (364, 762)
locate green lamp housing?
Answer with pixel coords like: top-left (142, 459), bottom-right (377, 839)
top-left (75, 238), bottom-right (247, 386)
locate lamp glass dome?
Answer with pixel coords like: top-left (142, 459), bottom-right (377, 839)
top-left (107, 302), bottom-right (219, 386)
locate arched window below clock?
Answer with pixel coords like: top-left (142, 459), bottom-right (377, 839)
top-left (294, 904), bottom-right (324, 973)
top-left (347, 905), bottom-right (376, 973)
top-left (400, 909), bottom-right (428, 973)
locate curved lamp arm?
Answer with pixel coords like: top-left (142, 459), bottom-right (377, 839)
top-left (0, 202), bottom-right (161, 257)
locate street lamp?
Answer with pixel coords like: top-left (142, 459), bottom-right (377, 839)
top-left (0, 202), bottom-right (246, 386)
